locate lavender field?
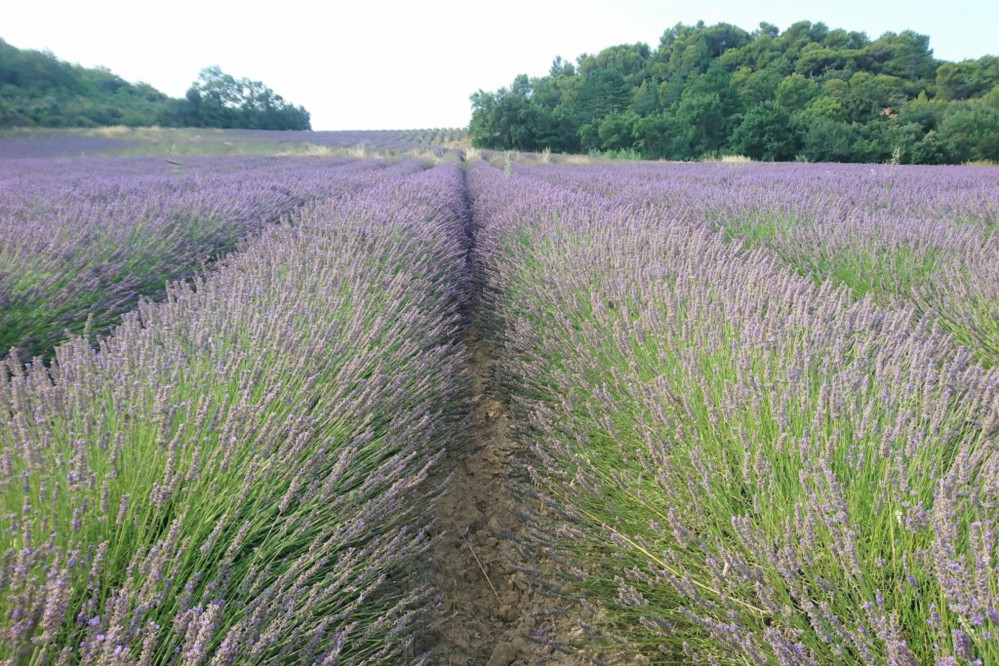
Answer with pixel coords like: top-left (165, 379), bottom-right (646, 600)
top-left (1, 144), bottom-right (997, 665)
top-left (471, 158), bottom-right (999, 664)
top-left (0, 156), bottom-right (430, 360)
top-left (0, 127), bottom-right (467, 159)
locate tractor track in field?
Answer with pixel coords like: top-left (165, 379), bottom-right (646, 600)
top-left (419, 161), bottom-right (589, 664)
top-left (422, 325), bottom-right (588, 666)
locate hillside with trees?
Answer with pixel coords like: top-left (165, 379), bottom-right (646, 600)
top-left (469, 21), bottom-right (999, 163)
top-left (0, 39), bottom-right (310, 130)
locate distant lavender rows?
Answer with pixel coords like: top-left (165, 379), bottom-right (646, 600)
top-left (0, 156), bottom-right (429, 360)
top-left (469, 160), bottom-right (999, 663)
top-left (0, 129), bottom-right (466, 159)
top-left (525, 161), bottom-right (999, 364)
top-left (0, 159), bottom-right (472, 663)
top-left (224, 129), bottom-right (466, 150)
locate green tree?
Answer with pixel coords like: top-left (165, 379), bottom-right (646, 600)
top-left (673, 63), bottom-right (742, 156)
top-left (464, 20), bottom-right (996, 164)
top-left (805, 95), bottom-right (847, 121)
top-left (801, 117), bottom-right (861, 162)
top-left (632, 80), bottom-right (661, 116)
top-left (182, 66), bottom-right (310, 130)
top-left (776, 21), bottom-right (832, 58)
top-left (896, 91), bottom-right (945, 131)
top-left (732, 65), bottom-right (784, 108)
top-left (470, 77), bottom-right (570, 152)
top-left (595, 110), bottom-right (639, 151)
top-left (935, 59), bottom-right (999, 101)
top-left (729, 22), bottom-right (782, 70)
top-left (577, 43), bottom-right (651, 86)
top-left (731, 101), bottom-right (801, 160)
top-left (839, 72), bottom-right (902, 123)
top-left (633, 112), bottom-right (683, 159)
top-left (577, 68), bottom-right (632, 124)
top-left (676, 91), bottom-right (726, 157)
top-left (864, 31), bottom-right (936, 81)
top-left (658, 22), bottom-right (712, 77)
top-left (776, 73), bottom-right (819, 110)
top-left (937, 102), bottom-right (999, 162)
top-left (911, 129), bottom-right (949, 164)
top-left (795, 43), bottom-right (846, 77)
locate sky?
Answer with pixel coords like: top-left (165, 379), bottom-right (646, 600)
top-left (4, 0), bottom-right (998, 131)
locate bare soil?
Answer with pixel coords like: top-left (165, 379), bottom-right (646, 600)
top-left (422, 327), bottom-right (589, 665)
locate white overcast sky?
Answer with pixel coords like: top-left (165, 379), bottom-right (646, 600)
top-left (4, 0), bottom-right (998, 130)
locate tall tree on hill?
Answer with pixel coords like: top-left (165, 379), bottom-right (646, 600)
top-left (731, 101), bottom-right (801, 160)
top-left (0, 42), bottom-right (311, 131)
top-left (864, 30), bottom-right (936, 81)
top-left (577, 68), bottom-right (632, 124)
top-left (674, 62), bottom-right (742, 157)
top-left (577, 43), bottom-right (652, 86)
top-left (181, 66), bottom-right (310, 131)
top-left (466, 20), bottom-right (997, 163)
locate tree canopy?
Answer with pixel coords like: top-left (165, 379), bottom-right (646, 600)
top-left (0, 40), bottom-right (310, 131)
top-left (468, 21), bottom-right (999, 163)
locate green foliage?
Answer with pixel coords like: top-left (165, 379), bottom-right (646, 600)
top-left (676, 92), bottom-right (726, 157)
top-left (839, 71), bottom-right (905, 123)
top-left (658, 62), bottom-right (741, 159)
top-left (632, 112), bottom-right (683, 159)
top-left (731, 65), bottom-right (783, 107)
top-left (631, 80), bottom-right (660, 115)
top-left (576, 68), bottom-right (632, 124)
top-left (577, 43), bottom-right (651, 86)
top-left (935, 61), bottom-right (993, 100)
top-left (731, 101), bottom-right (801, 161)
top-left (467, 20), bottom-right (996, 164)
top-left (582, 110), bottom-right (639, 153)
top-left (775, 72), bottom-right (819, 110)
top-left (0, 40), bottom-right (310, 130)
top-left (180, 66), bottom-right (311, 130)
top-left (864, 30), bottom-right (937, 81)
top-left (470, 74), bottom-right (582, 153)
top-left (800, 117), bottom-right (861, 162)
top-left (806, 95), bottom-right (847, 121)
top-left (937, 102), bottom-right (999, 162)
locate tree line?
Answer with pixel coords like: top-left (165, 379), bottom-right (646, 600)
top-left (0, 39), bottom-right (311, 131)
top-left (469, 21), bottom-right (999, 163)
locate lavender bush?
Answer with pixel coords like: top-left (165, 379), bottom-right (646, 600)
top-left (524, 161), bottom-right (999, 365)
top-left (470, 159), bottom-right (999, 664)
top-left (0, 156), bottom-right (427, 360)
top-left (0, 160), bottom-right (472, 663)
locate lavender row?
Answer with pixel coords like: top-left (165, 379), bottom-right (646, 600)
top-left (0, 160), bottom-right (472, 663)
top-left (469, 160), bottom-right (999, 664)
top-left (524, 161), bottom-right (999, 365)
top-left (0, 156), bottom-right (428, 361)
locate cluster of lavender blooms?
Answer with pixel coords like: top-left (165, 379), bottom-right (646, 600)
top-left (526, 161), bottom-right (999, 365)
top-left (469, 159), bottom-right (998, 664)
top-left (0, 159), bottom-right (472, 663)
top-left (0, 156), bottom-right (428, 360)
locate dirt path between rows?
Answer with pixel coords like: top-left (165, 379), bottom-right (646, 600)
top-left (421, 325), bottom-right (588, 665)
